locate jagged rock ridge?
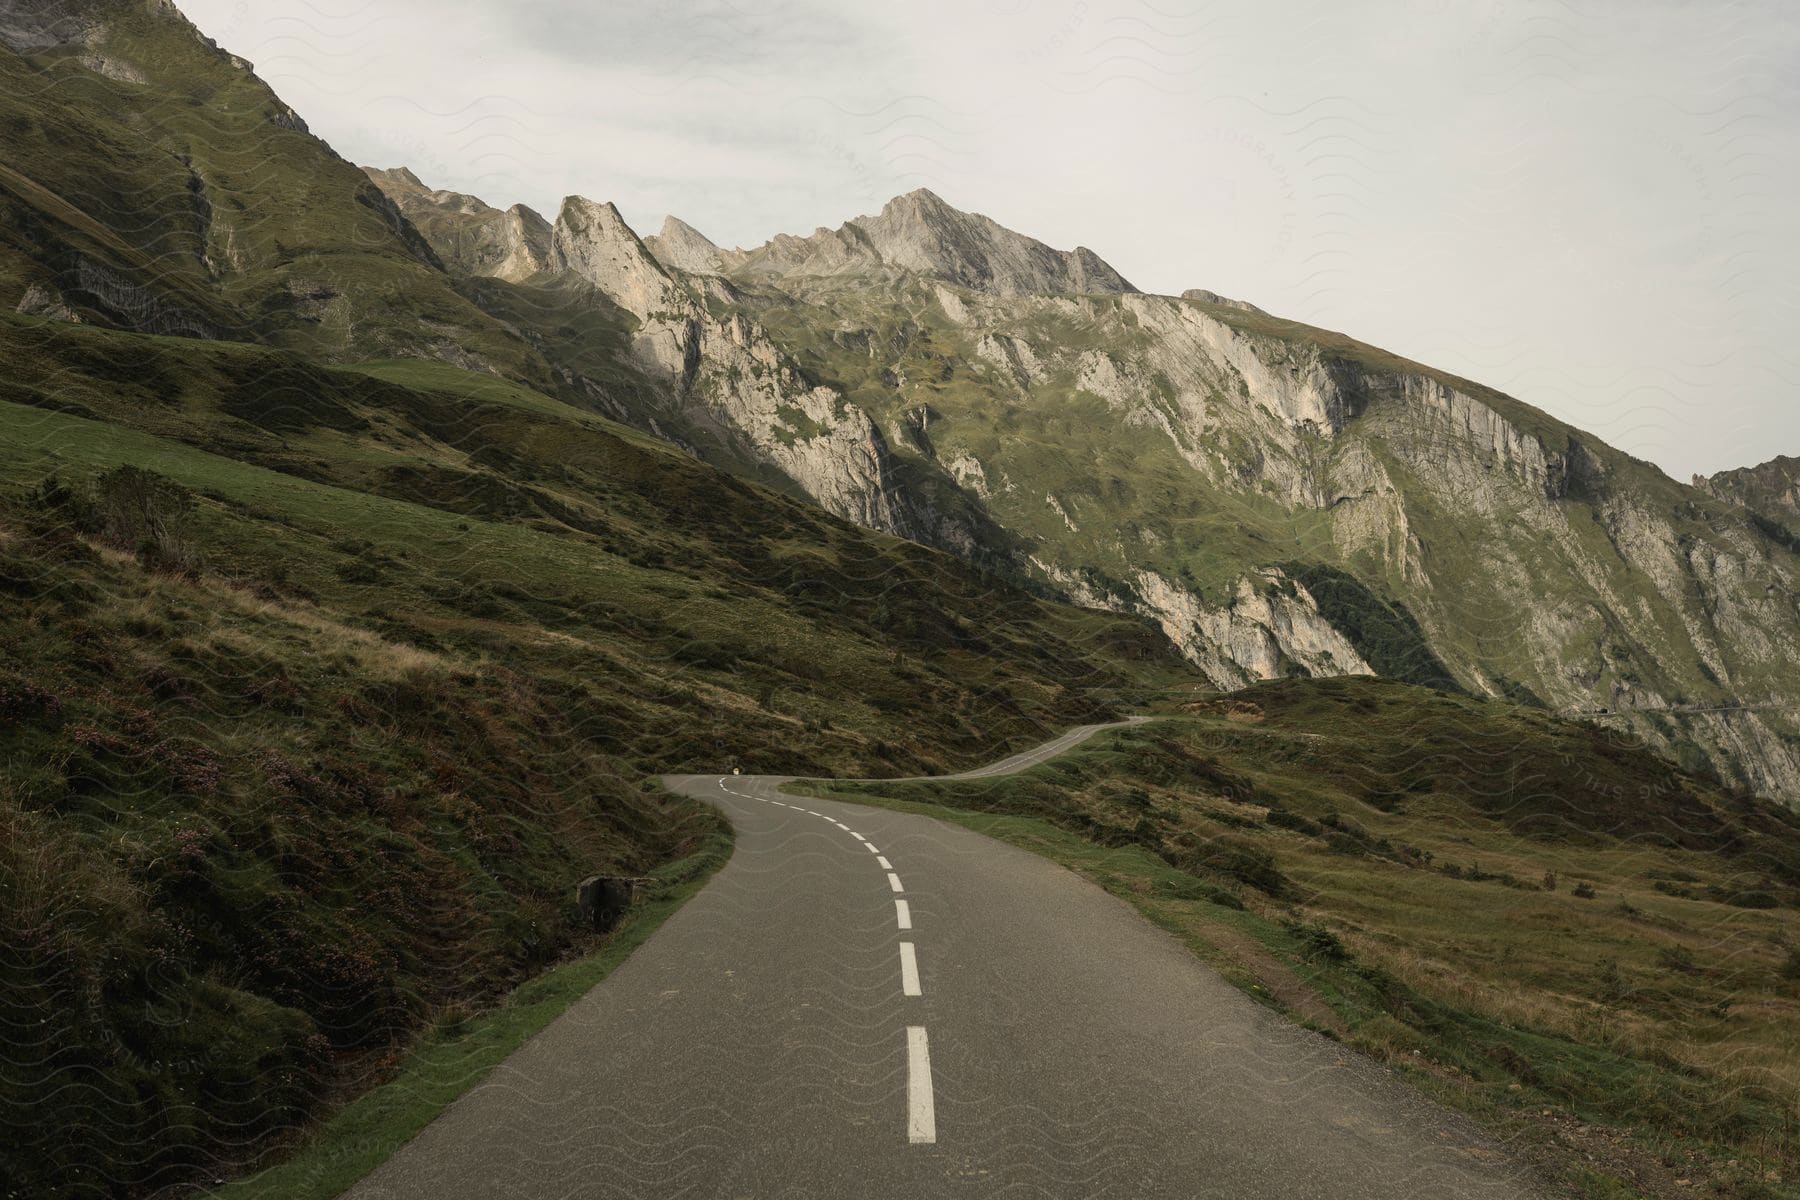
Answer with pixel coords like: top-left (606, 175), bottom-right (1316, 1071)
top-left (731, 188), bottom-right (1137, 297)
top-left (359, 170), bottom-right (981, 549)
top-left (1698, 455), bottom-right (1800, 525)
top-left (367, 166), bottom-right (551, 283)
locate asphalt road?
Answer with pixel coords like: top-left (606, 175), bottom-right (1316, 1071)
top-left (348, 719), bottom-right (1542, 1199)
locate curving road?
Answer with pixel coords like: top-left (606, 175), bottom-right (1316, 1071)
top-left (348, 719), bottom-right (1542, 1199)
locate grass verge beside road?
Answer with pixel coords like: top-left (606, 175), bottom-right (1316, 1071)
top-left (796, 685), bottom-right (1800, 1200)
top-left (213, 819), bottom-right (731, 1200)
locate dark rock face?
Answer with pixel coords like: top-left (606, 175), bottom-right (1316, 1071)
top-left (576, 875), bottom-right (636, 932)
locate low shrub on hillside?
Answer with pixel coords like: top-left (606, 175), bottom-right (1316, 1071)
top-left (0, 511), bottom-right (703, 1198)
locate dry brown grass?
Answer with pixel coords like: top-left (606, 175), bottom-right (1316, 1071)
top-left (200, 576), bottom-right (458, 681)
top-left (1282, 835), bottom-right (1800, 1134)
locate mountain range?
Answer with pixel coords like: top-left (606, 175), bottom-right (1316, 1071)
top-left (371, 175), bottom-right (1800, 802)
top-left (4, 0), bottom-right (1794, 805)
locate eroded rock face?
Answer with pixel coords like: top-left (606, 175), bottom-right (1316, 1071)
top-left (363, 168), bottom-right (550, 282)
top-left (364, 171), bottom-right (973, 547)
top-left (762, 274), bottom-right (1798, 800)
top-left (1182, 288), bottom-right (1265, 315)
top-left (552, 197), bottom-right (685, 320)
top-left (0, 0), bottom-right (112, 54)
top-left (1134, 569), bottom-right (1373, 687)
top-left (632, 304), bottom-right (926, 536)
top-left (1029, 559), bottom-right (1373, 689)
top-left (1698, 456), bottom-right (1800, 521)
top-left (15, 282), bottom-right (82, 322)
top-left (644, 216), bottom-right (729, 276)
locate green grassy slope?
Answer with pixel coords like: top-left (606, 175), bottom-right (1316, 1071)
top-left (807, 679), bottom-right (1800, 1198)
top-left (0, 2), bottom-right (543, 374)
top-left (0, 314), bottom-right (1183, 770)
top-left (0, 311), bottom-right (1191, 1198)
top-left (0, 499), bottom-right (727, 1196)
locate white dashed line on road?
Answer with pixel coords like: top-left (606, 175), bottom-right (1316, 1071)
top-left (715, 777), bottom-right (936, 1148)
top-left (906, 1026), bottom-right (936, 1144)
top-left (899, 942), bottom-right (922, 996)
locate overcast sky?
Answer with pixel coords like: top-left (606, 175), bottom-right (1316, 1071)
top-left (181, 0), bottom-right (1800, 481)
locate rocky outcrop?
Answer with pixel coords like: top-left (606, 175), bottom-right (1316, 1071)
top-left (1182, 288), bottom-right (1265, 315)
top-left (0, 0), bottom-right (112, 54)
top-left (490, 206), bottom-right (553, 281)
top-left (1697, 456), bottom-right (1800, 523)
top-left (973, 332), bottom-right (1043, 390)
top-left (551, 197), bottom-right (685, 319)
top-left (70, 257), bottom-right (217, 338)
top-left (364, 167), bottom-right (548, 281)
top-left (15, 282), bottom-right (81, 322)
top-left (365, 172), bottom-right (968, 547)
top-left (735, 189), bottom-right (1136, 297)
top-left (352, 180), bottom-right (444, 271)
top-left (1030, 559), bottom-right (1373, 688)
top-left (1135, 569), bottom-right (1374, 687)
top-left (0, 0), bottom-right (152, 83)
top-left (3, 0), bottom-right (301, 124)
top-left (740, 268), bottom-right (1800, 800)
top-left (644, 216), bottom-right (729, 276)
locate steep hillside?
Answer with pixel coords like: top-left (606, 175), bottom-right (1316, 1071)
top-left (0, 310), bottom-right (1189, 1197)
top-left (371, 175), bottom-right (1800, 803)
top-left (0, 0), bottom-right (545, 374)
top-left (361, 165), bottom-right (1003, 558)
top-left (741, 275), bottom-right (1800, 801)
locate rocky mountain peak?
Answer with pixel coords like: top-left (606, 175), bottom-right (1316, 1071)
top-left (364, 166), bottom-right (491, 215)
top-left (846, 188), bottom-right (1136, 297)
top-left (360, 166), bottom-right (541, 279)
top-left (551, 196), bottom-right (683, 319)
top-left (378, 165), bottom-right (427, 192)
top-left (1182, 288), bottom-right (1266, 315)
top-left (361, 171), bottom-right (684, 306)
top-left (730, 188), bottom-right (1135, 298)
top-left (644, 215), bottom-right (728, 276)
top-left (1696, 453), bottom-right (1800, 522)
top-left (876, 186), bottom-right (956, 222)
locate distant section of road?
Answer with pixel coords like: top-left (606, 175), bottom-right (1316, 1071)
top-left (917, 715), bottom-right (1150, 780)
top-left (347, 718), bottom-right (1542, 1199)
